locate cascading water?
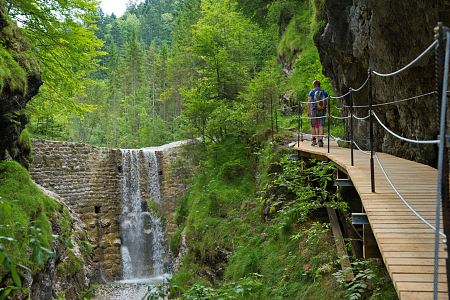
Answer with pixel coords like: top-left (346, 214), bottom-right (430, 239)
top-left (119, 149), bottom-right (167, 281)
top-left (95, 141), bottom-right (197, 299)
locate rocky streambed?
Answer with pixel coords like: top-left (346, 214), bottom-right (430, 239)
top-left (93, 276), bottom-right (169, 300)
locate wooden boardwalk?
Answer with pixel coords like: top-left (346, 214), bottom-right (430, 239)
top-left (294, 140), bottom-right (448, 300)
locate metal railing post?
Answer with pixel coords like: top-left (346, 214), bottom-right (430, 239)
top-left (297, 100), bottom-right (302, 146)
top-left (300, 101), bottom-right (303, 142)
top-left (350, 92), bottom-right (354, 166)
top-left (434, 22), bottom-right (450, 299)
top-left (328, 97), bottom-right (331, 153)
top-left (368, 68), bottom-right (376, 193)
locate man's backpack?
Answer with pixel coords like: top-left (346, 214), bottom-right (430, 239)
top-left (314, 89), bottom-right (326, 111)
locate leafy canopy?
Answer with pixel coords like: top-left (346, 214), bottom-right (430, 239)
top-left (4, 0), bottom-right (104, 116)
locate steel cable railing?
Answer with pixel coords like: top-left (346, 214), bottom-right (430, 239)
top-left (373, 91), bottom-right (437, 107)
top-left (342, 91), bottom-right (436, 109)
top-left (352, 113), bottom-right (371, 121)
top-left (331, 115), bottom-right (351, 120)
top-left (375, 153), bottom-right (446, 238)
top-left (372, 40), bottom-right (438, 77)
top-left (294, 29), bottom-right (449, 299)
top-left (352, 140), bottom-right (371, 156)
top-left (350, 77), bottom-right (370, 92)
top-left (372, 112), bottom-right (439, 144)
top-left (373, 111), bottom-right (440, 144)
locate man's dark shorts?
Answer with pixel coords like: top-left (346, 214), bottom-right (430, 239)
top-left (310, 109), bottom-right (326, 128)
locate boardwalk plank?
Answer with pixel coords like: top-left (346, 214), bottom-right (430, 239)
top-left (294, 141), bottom-right (448, 300)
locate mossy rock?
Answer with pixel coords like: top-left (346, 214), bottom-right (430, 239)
top-left (57, 250), bottom-right (82, 276)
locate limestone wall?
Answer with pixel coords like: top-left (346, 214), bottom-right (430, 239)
top-left (316, 0), bottom-right (450, 165)
top-left (30, 140), bottom-right (123, 280)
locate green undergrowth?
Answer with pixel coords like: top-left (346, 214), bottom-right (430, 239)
top-left (0, 161), bottom-right (58, 296)
top-left (0, 160), bottom-right (89, 299)
top-left (164, 131), bottom-right (397, 299)
top-left (277, 0), bottom-right (331, 98)
top-left (167, 135), bottom-right (347, 299)
top-left (274, 0), bottom-right (345, 139)
top-left (277, 112), bottom-right (345, 139)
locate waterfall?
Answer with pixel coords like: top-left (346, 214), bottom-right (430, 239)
top-left (119, 149), bottom-right (167, 281)
top-left (95, 217), bottom-right (107, 283)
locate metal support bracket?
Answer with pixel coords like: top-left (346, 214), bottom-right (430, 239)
top-left (352, 213), bottom-right (369, 225)
top-left (335, 179), bottom-right (354, 187)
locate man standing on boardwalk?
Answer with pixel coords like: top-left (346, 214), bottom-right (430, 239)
top-left (307, 80), bottom-right (329, 147)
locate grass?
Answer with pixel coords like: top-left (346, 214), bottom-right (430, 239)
top-left (0, 160), bottom-right (92, 299)
top-left (168, 135), bottom-right (349, 299)
top-left (276, 112), bottom-right (345, 139)
top-left (0, 14), bottom-right (40, 96)
top-left (168, 129), bottom-right (397, 299)
top-left (0, 160), bottom-right (59, 278)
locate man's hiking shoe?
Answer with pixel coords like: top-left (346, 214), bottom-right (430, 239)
top-left (311, 138), bottom-right (317, 146)
top-left (318, 139), bottom-right (324, 147)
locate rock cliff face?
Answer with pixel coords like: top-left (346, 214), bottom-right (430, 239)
top-left (0, 8), bottom-right (42, 164)
top-left (316, 0), bottom-right (450, 165)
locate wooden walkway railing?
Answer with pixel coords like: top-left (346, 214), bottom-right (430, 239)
top-left (294, 140), bottom-right (448, 300)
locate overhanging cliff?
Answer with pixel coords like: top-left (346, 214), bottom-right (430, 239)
top-left (316, 0), bottom-right (450, 165)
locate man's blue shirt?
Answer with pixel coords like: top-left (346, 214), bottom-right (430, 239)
top-left (309, 87), bottom-right (329, 110)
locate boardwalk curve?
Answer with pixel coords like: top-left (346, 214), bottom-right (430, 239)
top-left (295, 140), bottom-right (448, 300)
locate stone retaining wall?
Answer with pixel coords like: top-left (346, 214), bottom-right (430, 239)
top-left (30, 139), bottom-right (189, 281)
top-left (30, 140), bottom-right (123, 280)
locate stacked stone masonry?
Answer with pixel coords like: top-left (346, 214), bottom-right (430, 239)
top-left (30, 139), bottom-right (188, 281)
top-left (30, 140), bottom-right (123, 280)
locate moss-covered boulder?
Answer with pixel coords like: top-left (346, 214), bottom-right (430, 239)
top-left (0, 5), bottom-right (42, 166)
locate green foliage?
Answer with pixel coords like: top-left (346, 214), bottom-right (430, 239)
top-left (56, 250), bottom-right (82, 276)
top-left (307, 0), bottom-right (327, 36)
top-left (0, 161), bottom-right (59, 298)
top-left (261, 155), bottom-right (341, 227)
top-left (0, 46), bottom-right (28, 95)
top-left (169, 227), bottom-right (183, 257)
top-left (30, 0), bottom-right (339, 150)
top-left (180, 273), bottom-right (263, 299)
top-left (178, 0), bottom-right (268, 141)
top-left (146, 198), bottom-right (165, 223)
top-left (191, 0), bottom-right (262, 99)
top-left (0, 11), bottom-right (39, 96)
top-left (5, 0), bottom-right (105, 114)
top-left (219, 160), bottom-right (245, 182)
top-left (169, 137), bottom-right (348, 299)
top-left (333, 259), bottom-right (398, 300)
top-left (0, 161), bottom-right (92, 298)
top-left (17, 129), bottom-right (31, 153)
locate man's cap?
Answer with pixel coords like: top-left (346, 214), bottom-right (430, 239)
top-left (312, 80), bottom-right (320, 86)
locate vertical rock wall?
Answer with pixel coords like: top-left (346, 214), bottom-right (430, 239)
top-left (316, 0), bottom-right (450, 165)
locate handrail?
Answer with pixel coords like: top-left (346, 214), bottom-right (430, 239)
top-left (372, 40), bottom-right (438, 77)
